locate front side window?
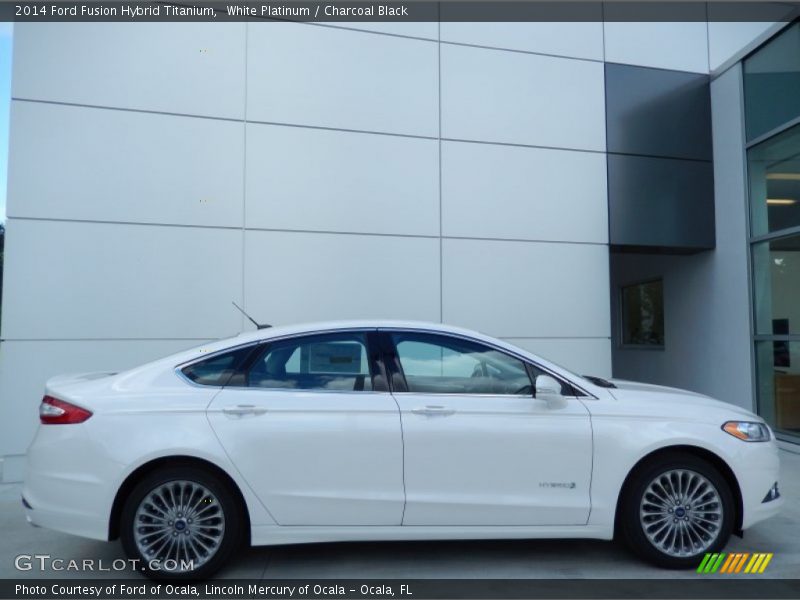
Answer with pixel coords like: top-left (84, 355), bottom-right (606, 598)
top-left (391, 333), bottom-right (532, 395)
top-left (247, 333), bottom-right (374, 392)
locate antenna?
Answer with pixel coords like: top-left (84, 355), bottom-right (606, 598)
top-left (231, 301), bottom-right (271, 329)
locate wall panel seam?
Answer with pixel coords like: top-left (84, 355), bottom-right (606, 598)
top-left (440, 39), bottom-right (604, 64)
top-left (4, 217), bottom-right (611, 246)
top-left (241, 21), bottom-right (249, 331)
top-left (12, 97), bottom-right (612, 155)
top-left (438, 15), bottom-right (443, 324)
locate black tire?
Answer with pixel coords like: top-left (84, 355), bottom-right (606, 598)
top-left (619, 452), bottom-right (734, 569)
top-left (120, 466), bottom-right (243, 580)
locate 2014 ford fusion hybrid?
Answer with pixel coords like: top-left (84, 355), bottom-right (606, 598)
top-left (23, 321), bottom-right (783, 579)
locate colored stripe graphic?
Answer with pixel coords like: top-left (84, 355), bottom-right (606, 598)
top-left (751, 553), bottom-right (765, 573)
top-left (700, 553), bottom-right (717, 573)
top-left (697, 554), bottom-right (712, 573)
top-left (744, 553), bottom-right (773, 573)
top-left (744, 554), bottom-right (758, 573)
top-left (697, 552), bottom-right (772, 574)
top-left (709, 553), bottom-right (726, 573)
top-left (758, 553), bottom-right (774, 573)
top-left (720, 554), bottom-right (736, 573)
top-left (734, 553), bottom-right (750, 573)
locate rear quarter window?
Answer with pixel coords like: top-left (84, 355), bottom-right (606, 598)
top-left (180, 346), bottom-right (254, 387)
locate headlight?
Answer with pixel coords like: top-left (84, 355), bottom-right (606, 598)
top-left (722, 421), bottom-right (771, 442)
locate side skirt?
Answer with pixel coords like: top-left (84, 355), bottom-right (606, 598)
top-left (250, 524), bottom-right (613, 547)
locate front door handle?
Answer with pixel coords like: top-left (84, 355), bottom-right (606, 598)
top-left (411, 405), bottom-right (456, 417)
top-left (222, 404), bottom-right (268, 418)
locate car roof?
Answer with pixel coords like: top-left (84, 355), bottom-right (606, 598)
top-left (229, 319), bottom-right (489, 344)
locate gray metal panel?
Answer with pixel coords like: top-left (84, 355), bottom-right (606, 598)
top-left (608, 154), bottom-right (715, 250)
top-left (605, 63), bottom-right (712, 161)
top-left (611, 65), bottom-right (755, 414)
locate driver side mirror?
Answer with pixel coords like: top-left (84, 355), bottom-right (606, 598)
top-left (535, 374), bottom-right (566, 408)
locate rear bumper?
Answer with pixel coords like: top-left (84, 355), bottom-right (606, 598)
top-left (23, 424), bottom-right (120, 541)
top-left (23, 500), bottom-right (109, 541)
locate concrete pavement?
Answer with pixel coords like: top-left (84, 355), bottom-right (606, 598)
top-left (1, 450), bottom-right (797, 580)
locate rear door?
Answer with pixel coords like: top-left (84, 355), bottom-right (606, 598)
top-left (206, 330), bottom-right (405, 525)
top-left (381, 330), bottom-right (593, 526)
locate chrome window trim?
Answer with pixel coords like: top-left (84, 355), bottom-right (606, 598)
top-left (209, 386), bottom-right (393, 396)
top-left (381, 327), bottom-right (597, 399)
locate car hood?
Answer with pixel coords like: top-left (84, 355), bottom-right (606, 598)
top-left (604, 378), bottom-right (759, 422)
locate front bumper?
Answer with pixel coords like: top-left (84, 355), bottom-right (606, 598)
top-left (734, 438), bottom-right (784, 530)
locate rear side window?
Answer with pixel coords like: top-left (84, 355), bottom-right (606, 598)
top-left (247, 333), bottom-right (374, 392)
top-left (180, 346), bottom-right (254, 387)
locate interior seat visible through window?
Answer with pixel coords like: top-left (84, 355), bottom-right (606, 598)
top-left (246, 332), bottom-right (374, 392)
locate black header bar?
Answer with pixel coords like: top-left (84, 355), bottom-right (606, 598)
top-left (2, 1), bottom-right (800, 22)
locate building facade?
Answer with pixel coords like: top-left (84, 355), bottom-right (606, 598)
top-left (0, 18), bottom-right (796, 482)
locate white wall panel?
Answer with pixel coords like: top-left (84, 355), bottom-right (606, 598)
top-left (1, 220), bottom-right (243, 340)
top-left (12, 23), bottom-right (246, 118)
top-left (246, 124), bottom-right (438, 236)
top-left (247, 22), bottom-right (438, 136)
top-left (441, 44), bottom-right (606, 150)
top-left (506, 338), bottom-right (612, 378)
top-left (7, 101), bottom-right (244, 227)
top-left (603, 22), bottom-right (709, 73)
top-left (441, 22), bottom-right (604, 60)
top-left (442, 239), bottom-right (610, 338)
top-left (442, 141), bottom-right (608, 243)
top-left (0, 339), bottom-right (207, 478)
top-left (244, 231), bottom-right (440, 324)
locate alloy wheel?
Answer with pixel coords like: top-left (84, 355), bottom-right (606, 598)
top-left (133, 480), bottom-right (226, 572)
top-left (639, 469), bottom-right (723, 557)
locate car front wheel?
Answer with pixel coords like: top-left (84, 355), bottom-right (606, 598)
top-left (620, 453), bottom-right (734, 568)
top-left (120, 466), bottom-right (243, 580)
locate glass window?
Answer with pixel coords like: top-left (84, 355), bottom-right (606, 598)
top-left (391, 333), bottom-right (532, 395)
top-left (744, 23), bottom-right (800, 142)
top-left (621, 280), bottom-right (665, 347)
top-left (181, 346), bottom-right (254, 387)
top-left (247, 333), bottom-right (373, 392)
top-left (748, 124), bottom-right (800, 237)
top-left (756, 341), bottom-right (800, 437)
top-left (753, 233), bottom-right (800, 336)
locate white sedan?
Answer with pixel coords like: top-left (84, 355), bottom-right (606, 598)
top-left (23, 321), bottom-right (782, 579)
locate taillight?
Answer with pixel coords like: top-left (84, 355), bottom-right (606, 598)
top-left (39, 395), bottom-right (92, 425)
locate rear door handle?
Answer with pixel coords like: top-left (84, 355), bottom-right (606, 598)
top-left (411, 405), bottom-right (456, 417)
top-left (222, 404), bottom-right (268, 417)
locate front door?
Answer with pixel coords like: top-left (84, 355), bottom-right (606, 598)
top-left (382, 330), bottom-right (593, 526)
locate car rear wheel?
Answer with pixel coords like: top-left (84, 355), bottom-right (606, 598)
top-left (120, 466), bottom-right (242, 580)
top-left (620, 453), bottom-right (734, 568)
